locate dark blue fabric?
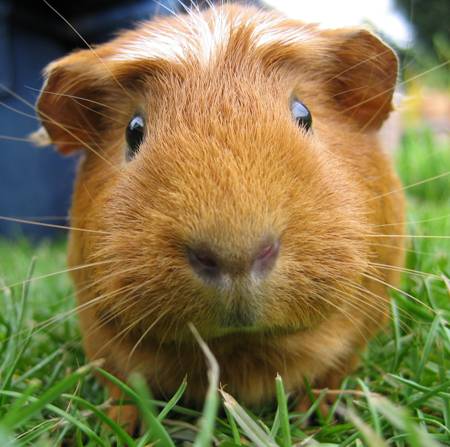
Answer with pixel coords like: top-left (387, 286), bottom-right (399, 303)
top-left (0, 0), bottom-right (177, 239)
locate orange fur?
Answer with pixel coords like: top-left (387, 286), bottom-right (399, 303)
top-left (35, 3), bottom-right (404, 428)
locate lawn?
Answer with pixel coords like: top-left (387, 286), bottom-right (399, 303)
top-left (0, 126), bottom-right (449, 446)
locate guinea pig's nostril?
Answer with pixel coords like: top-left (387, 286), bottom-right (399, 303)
top-left (256, 243), bottom-right (277, 261)
top-left (187, 247), bottom-right (221, 280)
top-left (193, 251), bottom-right (218, 269)
top-left (252, 239), bottom-right (280, 276)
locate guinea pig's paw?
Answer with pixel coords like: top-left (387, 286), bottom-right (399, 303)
top-left (295, 366), bottom-right (357, 425)
top-left (295, 393), bottom-right (334, 426)
top-left (107, 403), bottom-right (140, 436)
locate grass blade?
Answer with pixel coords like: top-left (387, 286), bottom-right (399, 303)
top-left (157, 376), bottom-right (187, 422)
top-left (225, 404), bottom-right (242, 445)
top-left (0, 361), bottom-right (97, 429)
top-left (0, 389), bottom-right (107, 446)
top-left (415, 314), bottom-right (441, 381)
top-left (371, 395), bottom-right (442, 447)
top-left (128, 373), bottom-right (175, 447)
top-left (62, 393), bottom-right (136, 447)
top-left (190, 323), bottom-right (220, 447)
top-left (221, 390), bottom-right (278, 447)
top-left (357, 379), bottom-right (382, 437)
top-left (344, 406), bottom-right (388, 447)
top-left (275, 374), bottom-right (292, 447)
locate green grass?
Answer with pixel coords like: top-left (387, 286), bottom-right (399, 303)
top-left (0, 126), bottom-right (449, 446)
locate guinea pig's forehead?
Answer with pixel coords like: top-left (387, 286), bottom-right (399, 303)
top-left (109, 7), bottom-right (319, 67)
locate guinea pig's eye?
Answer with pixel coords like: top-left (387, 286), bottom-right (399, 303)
top-left (126, 114), bottom-right (145, 159)
top-left (291, 99), bottom-right (312, 131)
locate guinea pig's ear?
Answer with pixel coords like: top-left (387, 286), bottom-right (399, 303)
top-left (34, 48), bottom-right (117, 154)
top-left (324, 29), bottom-right (398, 130)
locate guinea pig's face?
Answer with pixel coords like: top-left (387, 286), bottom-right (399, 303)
top-left (36, 5), bottom-right (398, 340)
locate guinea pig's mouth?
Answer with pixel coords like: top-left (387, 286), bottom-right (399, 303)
top-left (211, 320), bottom-right (308, 338)
top-left (212, 300), bottom-right (306, 337)
top-left (217, 305), bottom-right (260, 331)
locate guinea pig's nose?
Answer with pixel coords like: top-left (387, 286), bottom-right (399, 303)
top-left (187, 239), bottom-right (280, 284)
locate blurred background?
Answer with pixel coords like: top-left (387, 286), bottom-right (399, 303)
top-left (0, 0), bottom-right (448, 239)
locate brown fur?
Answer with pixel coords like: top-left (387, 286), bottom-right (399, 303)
top-left (35, 4), bottom-right (404, 428)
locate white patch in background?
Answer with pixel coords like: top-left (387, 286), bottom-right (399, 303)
top-left (112, 7), bottom-right (316, 64)
top-left (264, 0), bottom-right (413, 48)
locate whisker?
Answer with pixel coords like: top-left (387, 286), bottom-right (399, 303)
top-left (370, 214), bottom-right (450, 228)
top-left (175, 0), bottom-right (195, 15)
top-left (82, 292), bottom-right (141, 338)
top-left (0, 216), bottom-right (110, 235)
top-left (399, 60), bottom-right (450, 85)
top-left (338, 277), bottom-right (418, 331)
top-left (2, 269), bottom-right (141, 344)
top-left (368, 262), bottom-right (441, 280)
top-left (0, 82), bottom-right (119, 171)
top-left (368, 242), bottom-right (444, 257)
top-left (366, 233), bottom-right (450, 239)
top-left (361, 91), bottom-right (392, 133)
top-left (63, 96), bottom-right (125, 127)
top-left (324, 281), bottom-right (392, 331)
top-left (311, 289), bottom-right (371, 344)
top-left (361, 272), bottom-right (436, 315)
top-left (0, 100), bottom-right (44, 121)
top-left (89, 299), bottom-right (165, 360)
top-left (340, 60), bottom-right (450, 116)
top-left (25, 86), bottom-right (129, 118)
top-left (84, 275), bottom-right (160, 337)
top-left (46, 283), bottom-right (138, 336)
top-left (0, 215), bottom-right (69, 221)
top-left (324, 47), bottom-right (397, 84)
top-left (0, 98), bottom-right (98, 134)
top-left (366, 171), bottom-right (450, 204)
top-left (0, 135), bottom-right (39, 143)
top-left (127, 310), bottom-right (169, 363)
top-left (0, 283), bottom-right (134, 355)
top-left (154, 0), bottom-right (180, 17)
top-left (75, 102), bottom-right (111, 157)
top-left (41, 0), bottom-right (133, 102)
top-left (0, 134), bottom-right (81, 147)
top-left (4, 260), bottom-right (115, 290)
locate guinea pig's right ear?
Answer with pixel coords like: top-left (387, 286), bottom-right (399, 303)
top-left (322, 28), bottom-right (399, 131)
top-left (33, 49), bottom-right (117, 154)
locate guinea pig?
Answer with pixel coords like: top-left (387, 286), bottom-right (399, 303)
top-left (34, 2), bottom-right (405, 429)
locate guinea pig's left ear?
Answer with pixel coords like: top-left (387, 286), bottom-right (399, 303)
top-left (33, 48), bottom-right (117, 154)
top-left (324, 29), bottom-right (398, 130)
